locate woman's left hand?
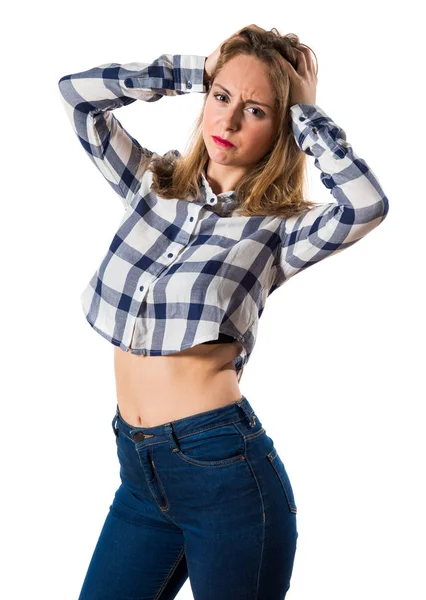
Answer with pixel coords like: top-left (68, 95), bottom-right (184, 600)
top-left (280, 44), bottom-right (318, 106)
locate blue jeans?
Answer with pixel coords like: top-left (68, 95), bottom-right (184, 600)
top-left (78, 395), bottom-right (298, 599)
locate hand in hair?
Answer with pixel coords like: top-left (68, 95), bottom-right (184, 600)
top-left (204, 27), bottom-right (317, 106)
top-left (204, 25), bottom-right (256, 83)
top-left (279, 44), bottom-right (318, 105)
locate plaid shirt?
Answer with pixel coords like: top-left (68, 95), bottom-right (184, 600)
top-left (58, 53), bottom-right (389, 377)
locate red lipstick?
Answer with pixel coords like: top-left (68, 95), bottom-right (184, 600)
top-left (213, 136), bottom-right (235, 148)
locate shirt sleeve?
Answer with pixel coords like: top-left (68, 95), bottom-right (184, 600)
top-left (57, 54), bottom-right (207, 209)
top-left (277, 103), bottom-right (390, 281)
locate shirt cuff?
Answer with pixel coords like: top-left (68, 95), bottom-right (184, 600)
top-left (289, 103), bottom-right (350, 158)
top-left (173, 55), bottom-right (207, 93)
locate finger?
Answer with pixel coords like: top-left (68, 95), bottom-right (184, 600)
top-left (294, 47), bottom-right (308, 75)
top-left (279, 55), bottom-right (298, 81)
top-left (296, 45), bottom-right (317, 74)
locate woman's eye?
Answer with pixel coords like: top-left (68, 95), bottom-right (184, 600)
top-left (213, 93), bottom-right (264, 117)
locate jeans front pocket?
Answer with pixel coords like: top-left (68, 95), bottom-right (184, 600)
top-left (172, 422), bottom-right (247, 468)
top-left (267, 446), bottom-right (297, 514)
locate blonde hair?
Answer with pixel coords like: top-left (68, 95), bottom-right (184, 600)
top-left (148, 25), bottom-right (319, 218)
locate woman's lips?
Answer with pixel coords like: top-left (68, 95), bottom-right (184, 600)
top-left (213, 136), bottom-right (235, 148)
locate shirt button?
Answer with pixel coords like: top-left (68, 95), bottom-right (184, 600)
top-left (189, 216), bottom-right (194, 222)
top-left (139, 285), bottom-right (144, 291)
top-left (167, 252), bottom-right (173, 258)
top-left (187, 81), bottom-right (192, 89)
top-left (210, 198), bottom-right (215, 203)
top-left (299, 116), bottom-right (306, 121)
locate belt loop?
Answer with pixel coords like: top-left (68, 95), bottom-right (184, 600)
top-left (113, 405), bottom-right (121, 432)
top-left (235, 395), bottom-right (256, 428)
top-left (164, 423), bottom-right (180, 453)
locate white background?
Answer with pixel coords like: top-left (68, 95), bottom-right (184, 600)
top-left (2, 0), bottom-right (424, 598)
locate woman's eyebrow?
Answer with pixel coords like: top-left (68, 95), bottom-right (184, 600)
top-left (213, 83), bottom-right (272, 109)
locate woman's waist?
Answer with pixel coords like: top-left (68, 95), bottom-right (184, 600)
top-left (113, 343), bottom-right (243, 428)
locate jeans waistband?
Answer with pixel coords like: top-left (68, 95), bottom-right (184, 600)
top-left (113, 394), bottom-right (258, 445)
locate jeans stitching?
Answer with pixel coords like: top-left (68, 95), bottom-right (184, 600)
top-left (173, 451), bottom-right (246, 468)
top-left (176, 417), bottom-right (247, 441)
top-left (244, 427), bottom-right (265, 441)
top-left (151, 457), bottom-right (170, 511)
top-left (153, 545), bottom-right (186, 600)
top-left (170, 419), bottom-right (252, 467)
top-left (267, 450), bottom-right (298, 514)
top-left (241, 441), bottom-right (265, 600)
top-left (135, 449), bottom-right (171, 513)
top-left (118, 415), bottom-right (249, 446)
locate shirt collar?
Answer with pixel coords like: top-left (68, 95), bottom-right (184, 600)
top-left (198, 171), bottom-right (237, 216)
top-left (165, 151), bottom-right (238, 215)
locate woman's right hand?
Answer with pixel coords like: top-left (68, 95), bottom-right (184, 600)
top-left (204, 25), bottom-right (262, 84)
top-left (203, 44), bottom-right (221, 85)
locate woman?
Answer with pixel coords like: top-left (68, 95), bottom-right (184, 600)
top-left (58, 25), bottom-right (389, 600)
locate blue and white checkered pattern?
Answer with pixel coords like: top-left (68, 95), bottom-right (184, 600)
top-left (58, 53), bottom-right (389, 376)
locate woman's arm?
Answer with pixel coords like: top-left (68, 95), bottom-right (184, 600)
top-left (57, 54), bottom-right (207, 209)
top-left (277, 102), bottom-right (390, 282)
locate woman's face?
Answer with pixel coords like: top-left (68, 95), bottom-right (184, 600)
top-left (202, 55), bottom-right (278, 180)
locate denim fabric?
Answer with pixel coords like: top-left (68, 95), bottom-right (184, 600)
top-left (78, 395), bottom-right (298, 599)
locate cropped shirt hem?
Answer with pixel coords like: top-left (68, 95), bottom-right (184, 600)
top-left (85, 315), bottom-right (248, 373)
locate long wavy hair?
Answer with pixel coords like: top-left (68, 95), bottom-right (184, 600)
top-left (147, 25), bottom-right (319, 218)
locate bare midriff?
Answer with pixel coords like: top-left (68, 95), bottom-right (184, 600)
top-left (113, 340), bottom-right (244, 428)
